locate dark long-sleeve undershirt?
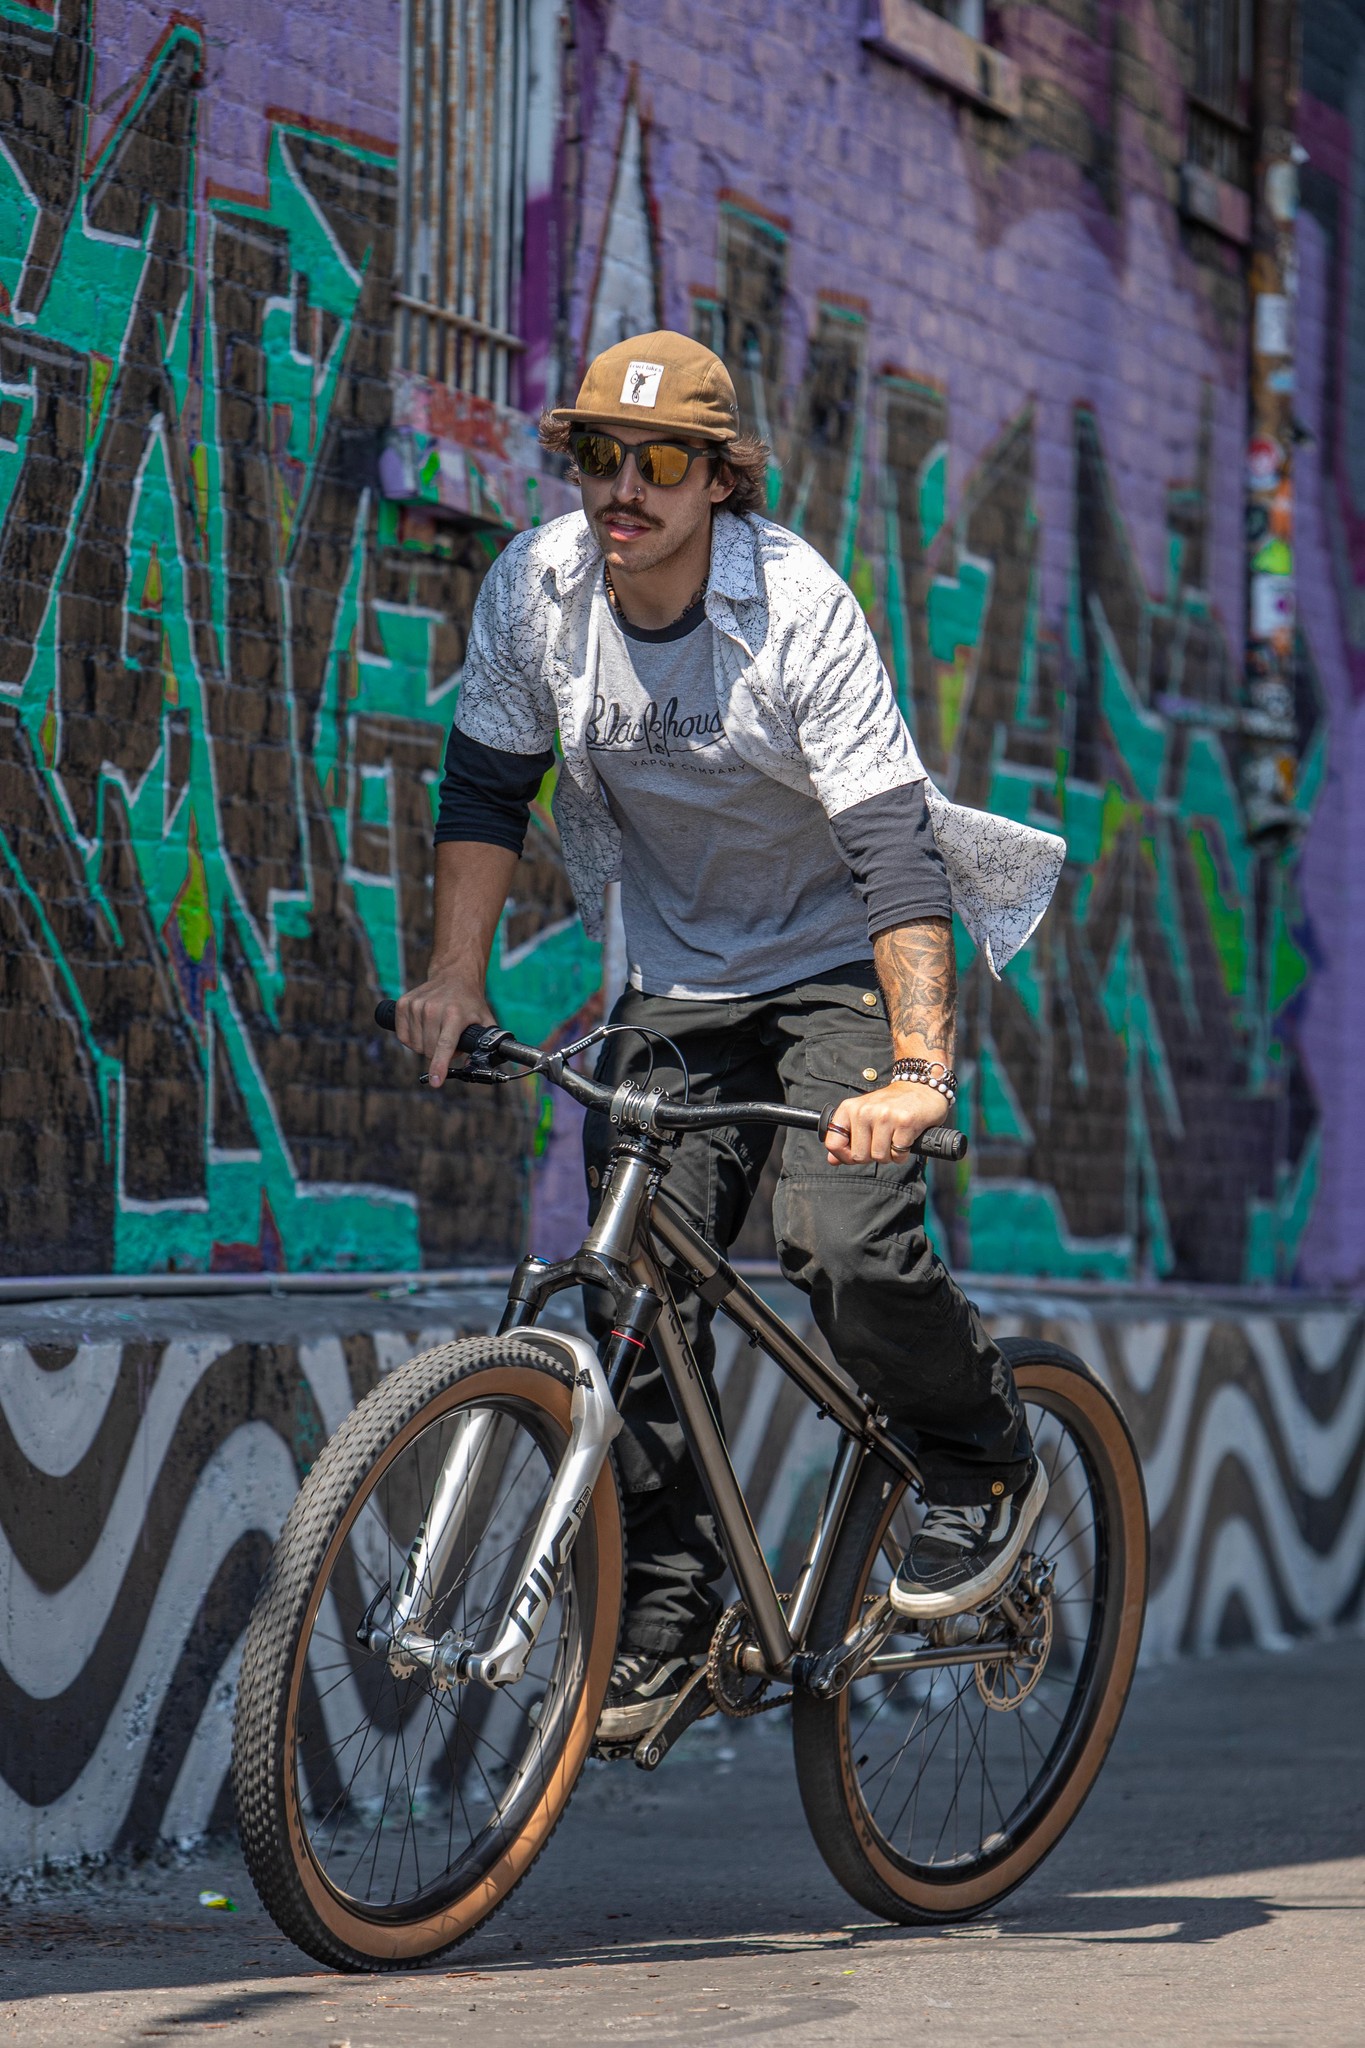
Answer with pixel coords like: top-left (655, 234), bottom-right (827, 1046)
top-left (433, 725), bottom-right (554, 855)
top-left (826, 783), bottom-right (952, 936)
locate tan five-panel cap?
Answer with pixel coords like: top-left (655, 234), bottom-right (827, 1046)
top-left (551, 330), bottom-right (739, 443)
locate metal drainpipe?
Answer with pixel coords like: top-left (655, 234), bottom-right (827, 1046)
top-left (1241, 0), bottom-right (1303, 844)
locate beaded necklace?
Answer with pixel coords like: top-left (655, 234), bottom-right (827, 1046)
top-left (604, 561), bottom-right (708, 629)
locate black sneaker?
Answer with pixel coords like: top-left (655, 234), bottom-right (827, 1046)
top-left (596, 1651), bottom-right (695, 1741)
top-left (889, 1461), bottom-right (1049, 1620)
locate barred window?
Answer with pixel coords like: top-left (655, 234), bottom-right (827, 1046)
top-left (917, 0), bottom-right (984, 36)
top-left (1187, 0), bottom-right (1252, 188)
top-left (396, 0), bottom-right (530, 403)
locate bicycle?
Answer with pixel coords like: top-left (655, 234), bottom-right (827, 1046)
top-left (231, 1010), bottom-right (1149, 1970)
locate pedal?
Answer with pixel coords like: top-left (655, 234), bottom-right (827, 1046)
top-left (590, 1738), bottom-right (637, 1763)
top-left (632, 1666), bottom-right (715, 1771)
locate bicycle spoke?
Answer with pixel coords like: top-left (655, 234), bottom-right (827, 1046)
top-left (287, 1392), bottom-right (588, 1913)
top-left (841, 1384), bottom-right (1109, 1879)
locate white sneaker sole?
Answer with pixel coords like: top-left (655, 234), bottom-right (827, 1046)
top-left (887, 1461), bottom-right (1050, 1621)
top-left (597, 1690), bottom-right (687, 1741)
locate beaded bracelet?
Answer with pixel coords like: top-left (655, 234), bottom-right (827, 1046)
top-left (890, 1056), bottom-right (959, 1104)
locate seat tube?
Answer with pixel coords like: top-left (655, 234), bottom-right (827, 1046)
top-left (633, 1247), bottom-right (795, 1676)
top-left (784, 1433), bottom-right (866, 1647)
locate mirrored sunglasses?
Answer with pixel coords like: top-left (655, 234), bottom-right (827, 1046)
top-left (569, 430), bottom-right (712, 489)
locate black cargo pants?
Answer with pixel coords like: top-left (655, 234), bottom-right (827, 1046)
top-left (582, 961), bottom-right (1033, 1659)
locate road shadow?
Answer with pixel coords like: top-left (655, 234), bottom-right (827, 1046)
top-left (2, 1639), bottom-right (1360, 2004)
top-left (3, 1878), bottom-right (1360, 2007)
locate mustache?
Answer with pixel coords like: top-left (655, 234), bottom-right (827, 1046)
top-left (598, 501), bottom-right (661, 528)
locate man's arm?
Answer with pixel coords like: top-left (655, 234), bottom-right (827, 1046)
top-left (395, 840), bottom-right (518, 1088)
top-left (399, 719), bottom-right (557, 1086)
top-left (823, 916), bottom-right (956, 1165)
top-left (875, 917), bottom-right (956, 1070)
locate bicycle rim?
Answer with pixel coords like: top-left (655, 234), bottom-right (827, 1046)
top-left (794, 1347), bottom-right (1147, 1920)
top-left (846, 1394), bottom-right (1107, 1879)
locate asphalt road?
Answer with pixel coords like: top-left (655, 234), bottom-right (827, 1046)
top-left (2, 1637), bottom-right (1361, 2047)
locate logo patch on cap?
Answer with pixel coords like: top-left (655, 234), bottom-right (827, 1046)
top-left (620, 360), bottom-right (664, 407)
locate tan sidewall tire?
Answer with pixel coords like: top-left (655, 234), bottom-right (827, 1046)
top-left (801, 1349), bottom-right (1148, 1922)
top-left (279, 1364), bottom-right (622, 1962)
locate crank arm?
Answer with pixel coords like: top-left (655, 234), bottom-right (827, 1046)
top-left (864, 1643), bottom-right (1016, 1674)
top-left (631, 1665), bottom-right (716, 1771)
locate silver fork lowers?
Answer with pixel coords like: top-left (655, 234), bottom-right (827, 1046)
top-left (374, 1332), bottom-right (621, 1691)
top-left (387, 1408), bottom-right (500, 1637)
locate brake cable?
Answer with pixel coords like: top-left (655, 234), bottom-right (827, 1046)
top-left (441, 1021), bottom-right (692, 1101)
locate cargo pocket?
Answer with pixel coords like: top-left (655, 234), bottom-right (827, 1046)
top-left (800, 991), bottom-right (894, 1104)
top-left (803, 1037), bottom-right (893, 1100)
top-left (775, 992), bottom-right (895, 1185)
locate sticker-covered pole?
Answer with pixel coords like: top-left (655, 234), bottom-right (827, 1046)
top-left (1242, 0), bottom-right (1302, 844)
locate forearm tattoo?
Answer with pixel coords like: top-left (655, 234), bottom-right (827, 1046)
top-left (873, 918), bottom-right (957, 1063)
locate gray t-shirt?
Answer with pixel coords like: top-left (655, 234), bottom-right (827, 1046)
top-left (588, 587), bottom-right (871, 998)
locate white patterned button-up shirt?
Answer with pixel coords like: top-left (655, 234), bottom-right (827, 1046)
top-left (453, 508), bottom-right (1065, 974)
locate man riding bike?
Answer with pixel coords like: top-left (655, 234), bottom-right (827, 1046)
top-left (396, 330), bottom-right (1064, 1746)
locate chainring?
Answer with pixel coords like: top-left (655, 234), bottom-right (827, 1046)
top-left (706, 1600), bottom-right (793, 1719)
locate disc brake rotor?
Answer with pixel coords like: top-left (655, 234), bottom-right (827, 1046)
top-left (975, 1555), bottom-right (1055, 1712)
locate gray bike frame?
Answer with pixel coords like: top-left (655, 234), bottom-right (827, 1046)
top-left (632, 1192), bottom-right (1026, 1690)
top-left (381, 1127), bottom-right (940, 1695)
top-left (607, 1160), bottom-right (913, 1676)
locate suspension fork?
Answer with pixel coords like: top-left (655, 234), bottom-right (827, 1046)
top-left (370, 1137), bottom-right (676, 1690)
top-left (367, 1330), bottom-right (623, 1691)
top-left (386, 1408), bottom-right (499, 1638)
top-left (457, 1331), bottom-right (623, 1687)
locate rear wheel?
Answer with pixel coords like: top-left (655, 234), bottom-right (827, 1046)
top-left (232, 1336), bottom-right (623, 1970)
top-left (792, 1339), bottom-right (1147, 1922)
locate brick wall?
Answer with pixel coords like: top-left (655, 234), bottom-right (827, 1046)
top-left (0, 0), bottom-right (1360, 1287)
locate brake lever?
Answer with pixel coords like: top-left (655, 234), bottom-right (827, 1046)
top-left (418, 1066), bottom-right (515, 1087)
top-left (420, 1025), bottom-right (523, 1088)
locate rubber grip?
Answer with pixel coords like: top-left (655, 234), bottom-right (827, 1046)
top-left (374, 1004), bottom-right (491, 1060)
top-left (916, 1125), bottom-right (968, 1161)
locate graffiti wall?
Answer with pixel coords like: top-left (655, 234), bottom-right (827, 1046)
top-left (0, 0), bottom-right (1361, 1288)
top-left (3, 1286), bottom-right (1361, 1873)
top-left (2, 0), bottom-right (1363, 1886)
top-left (570, 3), bottom-right (1339, 1288)
top-left (1296, 0), bottom-right (1365, 1289)
top-left (0, 0), bottom-right (592, 1276)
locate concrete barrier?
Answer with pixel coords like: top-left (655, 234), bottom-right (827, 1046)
top-left (2, 1279), bottom-right (1361, 1877)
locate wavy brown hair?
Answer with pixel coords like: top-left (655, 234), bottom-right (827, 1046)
top-left (538, 411), bottom-right (771, 519)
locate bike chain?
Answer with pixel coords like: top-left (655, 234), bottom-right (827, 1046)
top-left (705, 1599), bottom-right (794, 1719)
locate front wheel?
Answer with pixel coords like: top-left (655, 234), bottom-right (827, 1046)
top-left (231, 1335), bottom-right (623, 1971)
top-left (792, 1339), bottom-right (1148, 1923)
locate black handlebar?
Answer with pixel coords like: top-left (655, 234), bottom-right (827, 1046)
top-left (374, 1002), bottom-right (969, 1162)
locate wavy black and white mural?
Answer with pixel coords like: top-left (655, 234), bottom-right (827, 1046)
top-left (2, 1295), bottom-right (1362, 1876)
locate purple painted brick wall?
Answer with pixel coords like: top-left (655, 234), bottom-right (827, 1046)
top-left (89, 0), bottom-right (402, 199)
top-left (576, 3), bottom-right (1242, 686)
top-left (557, 0), bottom-right (1364, 1289)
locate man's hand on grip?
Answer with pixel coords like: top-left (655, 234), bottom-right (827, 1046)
top-left (394, 968), bottom-right (495, 1088)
